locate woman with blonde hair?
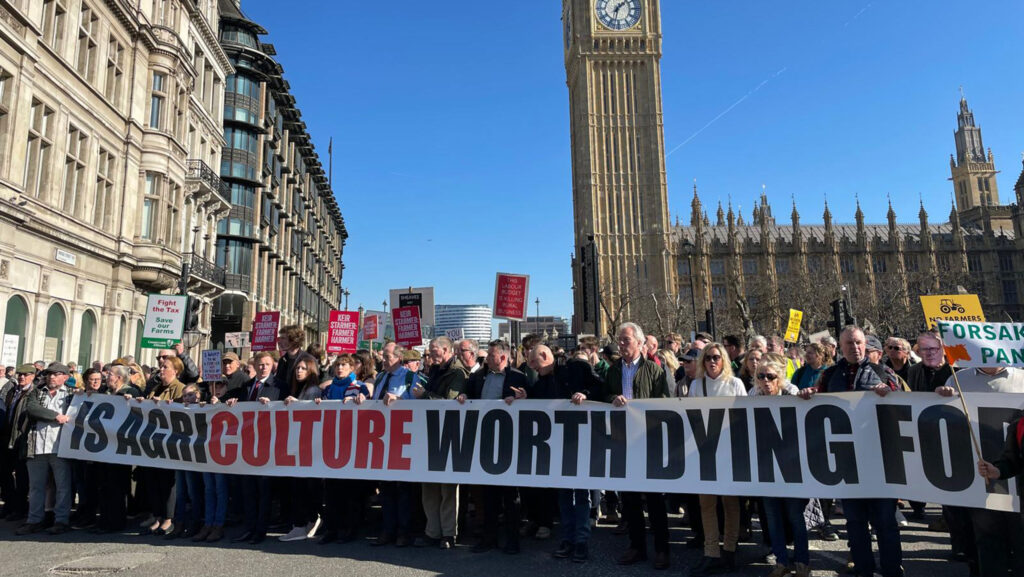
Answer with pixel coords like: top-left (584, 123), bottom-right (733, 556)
top-left (688, 343), bottom-right (746, 576)
top-left (752, 359), bottom-right (811, 577)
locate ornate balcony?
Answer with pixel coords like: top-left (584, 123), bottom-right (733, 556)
top-left (186, 159), bottom-right (231, 204)
top-left (184, 252), bottom-right (226, 294)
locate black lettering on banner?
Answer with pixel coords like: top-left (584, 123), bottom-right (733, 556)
top-left (83, 402), bottom-right (114, 453)
top-left (876, 404), bottom-right (914, 485)
top-left (978, 407), bottom-right (1020, 495)
top-left (167, 411), bottom-right (194, 462)
top-left (728, 408), bottom-right (752, 482)
top-left (753, 407), bottom-right (802, 483)
top-left (426, 410), bottom-right (479, 472)
top-left (69, 400), bottom-right (93, 451)
top-left (517, 411), bottom-right (551, 475)
top-left (479, 410), bottom-right (513, 475)
top-left (140, 409), bottom-right (169, 459)
top-left (646, 410), bottom-right (685, 480)
top-left (192, 413), bottom-right (208, 464)
top-left (590, 410), bottom-right (626, 478)
top-left (687, 408), bottom-right (725, 481)
top-left (805, 405), bottom-right (858, 485)
top-left (918, 405), bottom-right (974, 492)
top-left (554, 411), bottom-right (587, 477)
top-left (115, 406), bottom-right (143, 456)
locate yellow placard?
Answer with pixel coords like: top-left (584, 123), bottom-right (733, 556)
top-left (919, 294), bottom-right (985, 329)
top-left (784, 309), bottom-right (803, 343)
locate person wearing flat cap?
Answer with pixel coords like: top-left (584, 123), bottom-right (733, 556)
top-left (0, 364), bottom-right (38, 522)
top-left (16, 362), bottom-right (75, 536)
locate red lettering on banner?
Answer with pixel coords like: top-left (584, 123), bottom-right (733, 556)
top-left (292, 410), bottom-right (322, 467)
top-left (274, 411), bottom-right (296, 467)
top-left (388, 410), bottom-right (413, 471)
top-left (241, 412), bottom-right (271, 467)
top-left (322, 410), bottom-right (353, 469)
top-left (355, 410), bottom-right (386, 469)
top-left (209, 412), bottom-right (238, 466)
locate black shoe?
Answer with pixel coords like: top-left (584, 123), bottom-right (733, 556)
top-left (440, 536), bottom-right (455, 549)
top-left (47, 522), bottom-right (70, 535)
top-left (248, 532), bottom-right (266, 544)
top-left (231, 531), bottom-right (254, 543)
top-left (691, 555), bottom-right (725, 577)
top-left (371, 532), bottom-right (395, 547)
top-left (502, 541), bottom-right (520, 554)
top-left (15, 522), bottom-right (44, 536)
top-left (318, 531), bottom-right (338, 545)
top-left (164, 526), bottom-right (185, 540)
top-left (572, 543), bottom-right (588, 563)
top-left (396, 535), bottom-right (412, 548)
top-left (553, 541), bottom-right (574, 559)
top-left (472, 539), bottom-right (497, 553)
top-left (721, 550), bottom-right (736, 570)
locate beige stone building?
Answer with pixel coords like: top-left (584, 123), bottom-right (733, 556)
top-left (564, 0), bottom-right (676, 338)
top-left (0, 0), bottom-right (232, 367)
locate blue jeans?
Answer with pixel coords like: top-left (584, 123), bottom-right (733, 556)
top-left (842, 498), bottom-right (903, 577)
top-left (174, 470), bottom-right (204, 528)
top-left (763, 497), bottom-right (809, 565)
top-left (27, 454), bottom-right (72, 524)
top-left (558, 488), bottom-right (592, 545)
top-left (203, 472), bottom-right (229, 526)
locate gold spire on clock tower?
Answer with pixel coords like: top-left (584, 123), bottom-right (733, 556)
top-left (564, 0), bottom-right (675, 337)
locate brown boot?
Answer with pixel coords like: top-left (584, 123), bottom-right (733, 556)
top-left (191, 525), bottom-right (212, 542)
top-left (205, 525), bottom-right (224, 542)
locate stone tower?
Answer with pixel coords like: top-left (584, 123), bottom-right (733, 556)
top-left (950, 94), bottom-right (1000, 210)
top-left (564, 0), bottom-right (675, 336)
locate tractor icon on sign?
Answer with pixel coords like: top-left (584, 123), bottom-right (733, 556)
top-left (939, 299), bottom-right (966, 314)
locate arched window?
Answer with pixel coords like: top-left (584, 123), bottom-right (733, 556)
top-left (3, 295), bottom-right (30, 365)
top-left (45, 303), bottom-right (67, 361)
top-left (78, 309), bottom-right (96, 368)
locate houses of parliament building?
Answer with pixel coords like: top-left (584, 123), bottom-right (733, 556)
top-left (565, 0), bottom-right (1024, 338)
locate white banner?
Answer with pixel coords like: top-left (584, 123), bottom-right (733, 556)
top-left (938, 321), bottom-right (1024, 367)
top-left (57, 392), bottom-right (1024, 511)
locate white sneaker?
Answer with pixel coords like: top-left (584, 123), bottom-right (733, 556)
top-left (535, 526), bottom-right (551, 539)
top-left (305, 517), bottom-right (321, 538)
top-left (895, 510), bottom-right (909, 528)
top-left (279, 526), bottom-right (308, 541)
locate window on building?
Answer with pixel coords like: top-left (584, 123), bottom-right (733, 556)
top-left (25, 99), bottom-right (55, 199)
top-left (711, 284), bottom-right (726, 302)
top-left (1004, 281), bottom-right (1019, 305)
top-left (999, 252), bottom-right (1014, 272)
top-left (104, 36), bottom-right (124, 105)
top-left (967, 253), bottom-right (982, 273)
top-left (709, 259), bottom-right (725, 275)
top-left (905, 255), bottom-right (919, 272)
top-left (775, 258), bottom-right (790, 275)
top-left (75, 4), bottom-right (99, 83)
top-left (42, 0), bottom-right (67, 52)
top-left (150, 72), bottom-right (166, 129)
top-left (840, 256), bottom-right (855, 274)
top-left (141, 172), bottom-right (160, 240)
top-left (164, 181), bottom-right (180, 247)
top-left (743, 258), bottom-right (758, 275)
top-left (61, 125), bottom-right (88, 215)
top-left (93, 147), bottom-right (115, 228)
top-left (807, 255), bottom-right (822, 274)
top-left (0, 67), bottom-right (11, 162)
top-left (872, 255), bottom-right (887, 274)
top-left (937, 253), bottom-right (951, 271)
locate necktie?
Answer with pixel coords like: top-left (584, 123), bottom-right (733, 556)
top-left (377, 373), bottom-right (393, 400)
top-left (249, 380), bottom-right (262, 401)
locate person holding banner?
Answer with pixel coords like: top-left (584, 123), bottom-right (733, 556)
top-left (798, 326), bottom-right (903, 577)
top-left (280, 353), bottom-right (323, 542)
top-left (604, 323), bottom-right (671, 570)
top-left (135, 356), bottom-right (186, 537)
top-left (688, 343), bottom-right (746, 576)
top-left (91, 365), bottom-right (138, 534)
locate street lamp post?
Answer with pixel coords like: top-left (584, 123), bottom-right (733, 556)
top-left (342, 288), bottom-right (350, 310)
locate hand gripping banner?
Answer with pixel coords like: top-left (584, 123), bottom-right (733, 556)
top-left (58, 392), bottom-right (1024, 512)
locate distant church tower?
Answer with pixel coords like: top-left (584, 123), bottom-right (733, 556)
top-left (564, 0), bottom-right (675, 336)
top-left (950, 93), bottom-right (1000, 210)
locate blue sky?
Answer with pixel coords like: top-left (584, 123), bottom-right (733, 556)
top-left (239, 1), bottom-right (1024, 323)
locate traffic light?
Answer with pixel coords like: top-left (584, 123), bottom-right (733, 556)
top-left (826, 298), bottom-right (845, 342)
top-left (705, 302), bottom-right (717, 341)
top-left (184, 296), bottom-right (201, 332)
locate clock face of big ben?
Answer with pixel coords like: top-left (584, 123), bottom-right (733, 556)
top-left (595, 0), bottom-right (641, 31)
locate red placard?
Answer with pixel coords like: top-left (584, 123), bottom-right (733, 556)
top-left (363, 314), bottom-right (379, 340)
top-left (326, 310), bottom-right (359, 354)
top-left (493, 273), bottom-right (530, 321)
top-left (250, 311), bottom-right (280, 352)
top-left (392, 306), bottom-right (422, 347)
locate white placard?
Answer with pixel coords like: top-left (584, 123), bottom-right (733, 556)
top-left (1, 334), bottom-right (19, 366)
top-left (201, 349), bottom-right (223, 382)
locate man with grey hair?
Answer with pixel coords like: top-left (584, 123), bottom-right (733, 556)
top-left (747, 335), bottom-right (767, 353)
top-left (884, 337), bottom-right (915, 382)
top-left (604, 323), bottom-right (670, 569)
top-left (455, 338), bottom-right (480, 374)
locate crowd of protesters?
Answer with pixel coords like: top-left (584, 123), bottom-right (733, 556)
top-left (1, 321), bottom-right (1023, 577)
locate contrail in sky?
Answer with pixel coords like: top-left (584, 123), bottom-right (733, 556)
top-left (666, 67), bottom-right (788, 158)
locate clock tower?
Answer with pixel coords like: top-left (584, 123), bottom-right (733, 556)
top-left (564, 0), bottom-right (675, 336)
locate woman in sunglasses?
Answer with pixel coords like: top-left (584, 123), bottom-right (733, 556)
top-left (688, 343), bottom-right (746, 577)
top-left (750, 359), bottom-right (810, 577)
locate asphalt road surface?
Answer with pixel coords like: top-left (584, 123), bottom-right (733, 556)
top-left (0, 504), bottom-right (964, 577)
